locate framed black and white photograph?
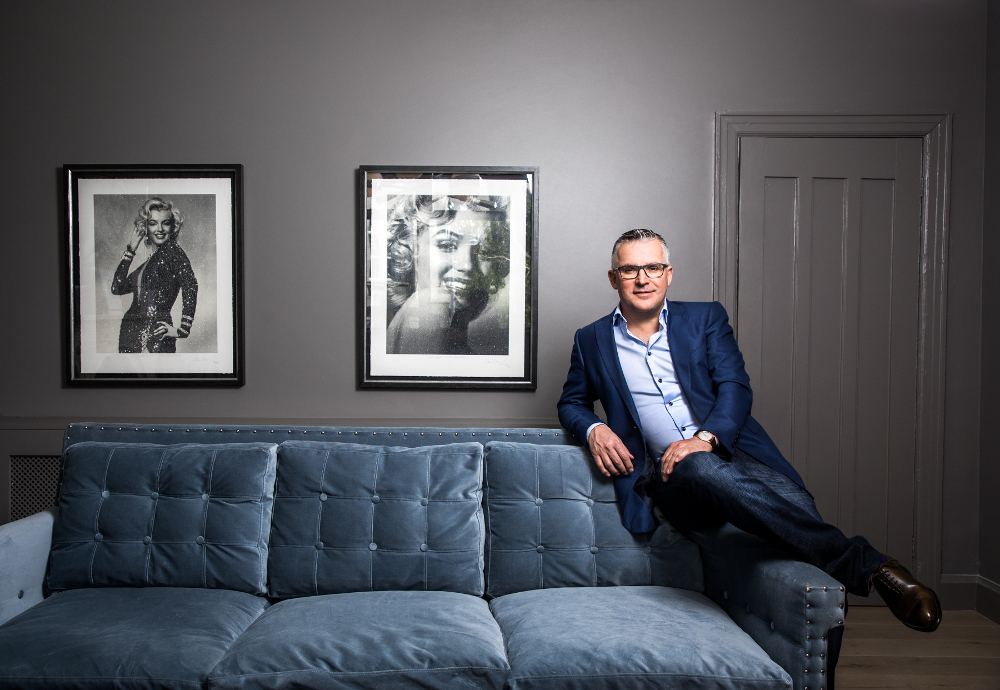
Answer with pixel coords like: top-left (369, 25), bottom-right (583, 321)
top-left (358, 166), bottom-right (538, 388)
top-left (65, 164), bottom-right (244, 385)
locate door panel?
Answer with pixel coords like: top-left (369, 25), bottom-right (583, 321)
top-left (736, 137), bottom-right (923, 602)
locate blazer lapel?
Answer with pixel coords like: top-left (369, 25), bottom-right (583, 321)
top-left (595, 312), bottom-right (643, 430)
top-left (666, 300), bottom-right (694, 401)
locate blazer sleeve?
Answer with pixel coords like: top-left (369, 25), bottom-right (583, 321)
top-left (697, 302), bottom-right (753, 456)
top-left (557, 329), bottom-right (605, 445)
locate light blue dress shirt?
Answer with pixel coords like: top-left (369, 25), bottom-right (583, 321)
top-left (588, 303), bottom-right (701, 465)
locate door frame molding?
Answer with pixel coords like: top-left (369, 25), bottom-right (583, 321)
top-left (714, 113), bottom-right (952, 590)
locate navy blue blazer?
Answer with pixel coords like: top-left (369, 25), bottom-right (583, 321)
top-left (557, 300), bottom-right (805, 534)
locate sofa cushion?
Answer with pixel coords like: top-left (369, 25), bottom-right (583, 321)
top-left (490, 586), bottom-right (792, 690)
top-left (208, 590), bottom-right (508, 690)
top-left (48, 442), bottom-right (278, 594)
top-left (483, 442), bottom-right (703, 598)
top-left (268, 441), bottom-right (485, 597)
top-left (0, 587), bottom-right (268, 690)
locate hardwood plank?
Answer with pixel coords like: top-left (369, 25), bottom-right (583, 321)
top-left (837, 608), bottom-right (1000, 689)
top-left (847, 607), bottom-right (999, 628)
top-left (837, 657), bottom-right (1000, 689)
top-left (842, 636), bottom-right (1000, 657)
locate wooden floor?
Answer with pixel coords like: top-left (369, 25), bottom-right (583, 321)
top-left (838, 607), bottom-right (1000, 689)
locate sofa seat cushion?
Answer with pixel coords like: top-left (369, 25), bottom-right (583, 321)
top-left (268, 441), bottom-right (485, 597)
top-left (0, 587), bottom-right (268, 690)
top-left (484, 442), bottom-right (703, 598)
top-left (208, 590), bottom-right (508, 690)
top-left (49, 441), bottom-right (278, 594)
top-left (489, 586), bottom-right (792, 690)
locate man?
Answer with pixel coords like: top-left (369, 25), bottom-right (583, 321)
top-left (557, 228), bottom-right (941, 632)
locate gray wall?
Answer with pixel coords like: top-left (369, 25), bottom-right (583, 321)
top-left (0, 1), bottom-right (988, 604)
top-left (981, 0), bottom-right (1000, 620)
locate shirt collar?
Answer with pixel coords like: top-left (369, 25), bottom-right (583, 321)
top-left (613, 301), bottom-right (669, 329)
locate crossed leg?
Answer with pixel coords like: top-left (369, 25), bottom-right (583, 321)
top-left (648, 448), bottom-right (884, 596)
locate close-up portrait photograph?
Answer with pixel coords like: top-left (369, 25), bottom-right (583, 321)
top-left (384, 193), bottom-right (510, 357)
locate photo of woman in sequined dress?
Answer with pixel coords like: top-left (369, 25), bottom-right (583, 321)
top-left (111, 197), bottom-right (198, 353)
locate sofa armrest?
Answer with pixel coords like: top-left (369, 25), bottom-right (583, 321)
top-left (0, 507), bottom-right (56, 627)
top-left (690, 523), bottom-right (845, 690)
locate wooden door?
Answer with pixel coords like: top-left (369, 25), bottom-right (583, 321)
top-left (736, 137), bottom-right (924, 602)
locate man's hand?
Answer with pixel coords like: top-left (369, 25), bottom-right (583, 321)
top-left (588, 424), bottom-right (634, 477)
top-left (660, 438), bottom-right (713, 481)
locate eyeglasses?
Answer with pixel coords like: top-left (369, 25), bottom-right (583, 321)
top-left (614, 263), bottom-right (669, 280)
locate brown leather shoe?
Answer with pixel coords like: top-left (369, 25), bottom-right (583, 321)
top-left (870, 557), bottom-right (942, 632)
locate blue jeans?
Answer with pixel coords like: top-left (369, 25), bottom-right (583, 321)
top-left (649, 448), bottom-right (883, 596)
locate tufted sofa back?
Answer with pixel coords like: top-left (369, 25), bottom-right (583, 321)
top-left (58, 424), bottom-right (702, 599)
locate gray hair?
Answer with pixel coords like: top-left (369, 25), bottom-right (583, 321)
top-left (611, 229), bottom-right (670, 269)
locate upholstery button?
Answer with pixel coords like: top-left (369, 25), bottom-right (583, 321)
top-left (17, 590), bottom-right (24, 599)
top-left (150, 492), bottom-right (158, 500)
top-left (586, 499), bottom-right (594, 507)
top-left (315, 542), bottom-right (324, 550)
top-left (95, 534), bottom-right (103, 542)
top-left (319, 493), bottom-right (328, 501)
top-left (590, 546), bottom-right (598, 554)
top-left (143, 536), bottom-right (151, 545)
top-left (643, 546), bottom-right (652, 554)
top-left (202, 494), bottom-right (210, 501)
top-left (771, 621), bottom-right (775, 630)
top-left (369, 543), bottom-right (378, 551)
top-left (420, 544), bottom-right (428, 552)
top-left (101, 490), bottom-right (110, 499)
top-left (536, 545), bottom-right (545, 553)
top-left (196, 536), bottom-right (205, 545)
top-left (372, 495), bottom-right (380, 504)
top-left (420, 498), bottom-right (428, 506)
top-left (534, 498), bottom-right (543, 506)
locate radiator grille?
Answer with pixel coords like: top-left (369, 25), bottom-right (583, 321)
top-left (11, 455), bottom-right (61, 521)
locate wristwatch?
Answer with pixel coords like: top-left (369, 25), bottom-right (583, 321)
top-left (693, 429), bottom-right (718, 451)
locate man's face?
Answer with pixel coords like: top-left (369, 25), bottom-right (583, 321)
top-left (608, 239), bottom-right (673, 316)
top-left (147, 209), bottom-right (173, 246)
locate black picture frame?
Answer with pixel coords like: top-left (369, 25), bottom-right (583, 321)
top-left (358, 165), bottom-right (538, 389)
top-left (65, 164), bottom-right (244, 386)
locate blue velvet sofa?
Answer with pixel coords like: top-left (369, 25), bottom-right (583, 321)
top-left (0, 424), bottom-right (847, 690)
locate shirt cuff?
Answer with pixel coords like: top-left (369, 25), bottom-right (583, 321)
top-left (585, 422), bottom-right (607, 441)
